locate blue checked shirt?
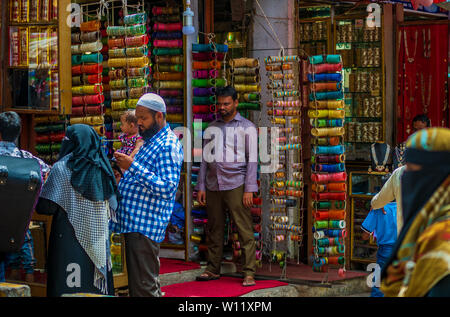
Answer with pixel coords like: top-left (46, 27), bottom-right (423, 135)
top-left (110, 124), bottom-right (184, 243)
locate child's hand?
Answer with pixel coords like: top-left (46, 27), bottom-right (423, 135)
top-left (381, 207), bottom-right (386, 215)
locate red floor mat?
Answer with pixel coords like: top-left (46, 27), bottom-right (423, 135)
top-left (161, 276), bottom-right (288, 297)
top-left (160, 258), bottom-right (201, 274)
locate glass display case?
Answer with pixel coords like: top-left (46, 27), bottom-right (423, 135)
top-left (334, 14), bottom-right (386, 162)
top-left (4, 0), bottom-right (70, 114)
top-left (349, 171), bottom-right (389, 264)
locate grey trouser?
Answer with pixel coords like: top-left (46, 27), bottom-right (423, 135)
top-left (124, 232), bottom-right (161, 297)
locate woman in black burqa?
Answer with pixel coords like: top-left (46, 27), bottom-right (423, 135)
top-left (36, 124), bottom-right (118, 297)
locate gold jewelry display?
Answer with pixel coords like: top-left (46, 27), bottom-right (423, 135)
top-left (368, 143), bottom-right (391, 173)
top-left (423, 28), bottom-right (431, 59)
top-left (420, 73), bottom-right (432, 114)
top-left (404, 29), bottom-right (418, 63)
top-left (394, 143), bottom-right (406, 168)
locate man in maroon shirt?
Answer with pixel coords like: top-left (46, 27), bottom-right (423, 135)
top-left (196, 86), bottom-right (258, 286)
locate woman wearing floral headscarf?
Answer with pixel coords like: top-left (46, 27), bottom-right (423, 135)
top-left (380, 127), bottom-right (450, 297)
top-left (36, 124), bottom-right (118, 297)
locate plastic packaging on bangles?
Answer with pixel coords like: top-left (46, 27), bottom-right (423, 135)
top-left (309, 91), bottom-right (343, 101)
top-left (310, 127), bottom-right (345, 137)
top-left (153, 39), bottom-right (183, 48)
top-left (230, 58), bottom-right (259, 68)
top-left (192, 52), bottom-right (225, 61)
top-left (314, 220), bottom-right (346, 230)
top-left (310, 119), bottom-right (344, 128)
top-left (265, 55), bottom-right (299, 64)
top-left (152, 6), bottom-right (180, 15)
top-left (312, 154), bottom-right (345, 164)
top-left (166, 113), bottom-right (184, 122)
top-left (310, 82), bottom-right (342, 92)
top-left (193, 113), bottom-right (215, 122)
top-left (309, 63), bottom-right (343, 74)
top-left (166, 106), bottom-right (183, 114)
top-left (192, 60), bottom-right (222, 70)
top-left (192, 43), bottom-right (228, 53)
top-left (193, 87), bottom-right (215, 96)
top-left (80, 31), bottom-right (101, 43)
top-left (309, 54), bottom-right (341, 64)
top-left (157, 64), bottom-right (183, 72)
top-left (311, 137), bottom-right (341, 146)
top-left (71, 84), bottom-right (103, 95)
top-left (267, 100), bottom-right (300, 108)
top-left (230, 67), bottom-right (259, 76)
top-left (312, 145), bottom-right (345, 155)
top-left (70, 115), bottom-right (104, 126)
top-left (125, 34), bottom-right (149, 47)
top-left (159, 89), bottom-right (183, 97)
top-left (152, 31), bottom-right (183, 40)
top-left (110, 90), bottom-right (128, 100)
top-left (312, 163), bottom-right (345, 173)
top-left (80, 20), bottom-right (101, 32)
top-left (307, 73), bottom-right (342, 83)
top-left (235, 84), bottom-right (260, 92)
top-left (155, 55), bottom-right (183, 64)
top-left (234, 75), bottom-right (260, 84)
top-left (309, 100), bottom-right (345, 109)
top-left (127, 67), bottom-right (150, 77)
top-left (72, 64), bottom-right (103, 75)
top-left (312, 192), bottom-right (346, 201)
top-left (311, 171), bottom-right (347, 183)
top-left (107, 56), bottom-right (149, 68)
top-left (125, 46), bottom-right (148, 57)
top-left (242, 93), bottom-right (260, 102)
top-left (108, 48), bottom-right (127, 58)
top-left (314, 210), bottom-right (346, 221)
top-left (153, 22), bottom-right (182, 32)
top-left (164, 97), bottom-right (184, 106)
top-left (265, 64), bottom-right (291, 71)
top-left (108, 38), bottom-right (125, 48)
top-left (154, 81), bottom-right (183, 89)
top-left (312, 182), bottom-right (346, 192)
top-left (193, 105), bottom-right (211, 113)
top-left (123, 12), bottom-right (147, 25)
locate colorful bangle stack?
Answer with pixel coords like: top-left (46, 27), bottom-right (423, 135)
top-left (33, 115), bottom-right (66, 165)
top-left (151, 5), bottom-right (184, 129)
top-left (307, 54), bottom-right (347, 273)
top-left (190, 41), bottom-right (228, 253)
top-left (228, 58), bottom-right (261, 114)
top-left (106, 11), bottom-right (150, 140)
top-left (265, 55), bottom-right (305, 273)
top-left (71, 19), bottom-right (105, 136)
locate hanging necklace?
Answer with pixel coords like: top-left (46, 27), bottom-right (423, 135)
top-left (423, 28), bottom-right (431, 58)
top-left (369, 143), bottom-right (391, 173)
top-left (420, 73), bottom-right (432, 114)
top-left (404, 30), bottom-right (418, 63)
top-left (405, 76), bottom-right (417, 103)
top-left (395, 143), bottom-right (406, 168)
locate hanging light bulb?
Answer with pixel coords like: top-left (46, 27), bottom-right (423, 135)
top-left (183, 0), bottom-right (195, 35)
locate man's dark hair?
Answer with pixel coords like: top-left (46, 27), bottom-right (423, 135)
top-left (0, 111), bottom-right (22, 142)
top-left (412, 114), bottom-right (431, 127)
top-left (216, 85), bottom-right (238, 101)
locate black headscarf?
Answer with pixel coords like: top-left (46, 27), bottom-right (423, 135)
top-left (381, 128), bottom-right (450, 278)
top-left (59, 124), bottom-right (117, 202)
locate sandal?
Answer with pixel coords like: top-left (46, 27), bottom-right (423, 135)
top-left (242, 275), bottom-right (256, 287)
top-left (196, 271), bottom-right (220, 281)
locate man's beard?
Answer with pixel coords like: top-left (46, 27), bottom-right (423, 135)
top-left (139, 122), bottom-right (161, 141)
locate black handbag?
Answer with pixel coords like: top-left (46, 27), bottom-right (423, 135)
top-left (0, 153), bottom-right (42, 253)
